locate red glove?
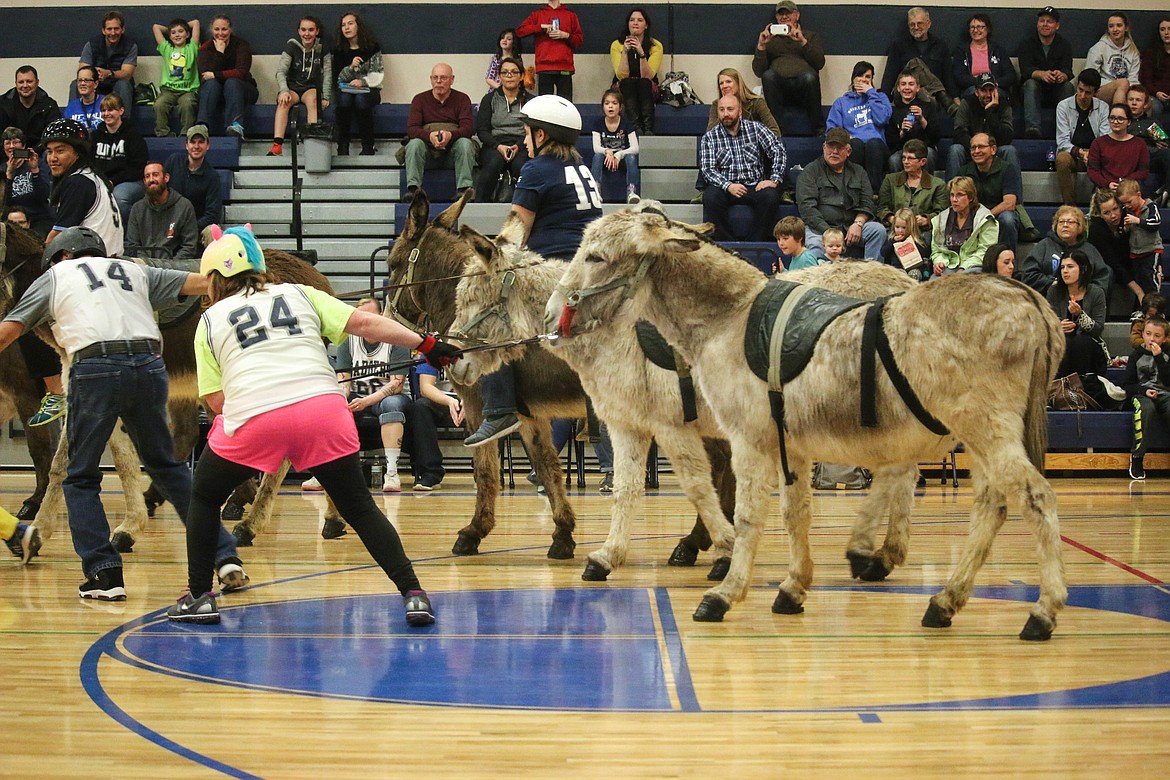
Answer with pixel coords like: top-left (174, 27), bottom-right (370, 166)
top-left (418, 333), bottom-right (460, 368)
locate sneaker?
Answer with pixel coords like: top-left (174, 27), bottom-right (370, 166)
top-left (266, 142), bottom-right (283, 156)
top-left (302, 476), bottom-right (323, 491)
top-left (404, 589), bottom-right (435, 626)
top-left (79, 568), bottom-right (126, 601)
top-left (1130, 456), bottom-right (1146, 480)
top-left (413, 476), bottom-right (441, 492)
top-left (28, 392), bottom-right (65, 427)
top-left (217, 562), bottom-right (250, 592)
top-left (383, 472), bottom-right (402, 492)
top-left (464, 414), bottom-right (521, 448)
top-left (167, 591), bottom-right (220, 624)
top-left (599, 472), bottom-right (614, 494)
top-left (626, 185), bottom-right (640, 204)
top-left (226, 121), bottom-right (245, 138)
top-left (5, 522), bottom-right (41, 565)
top-left (525, 470), bottom-right (541, 486)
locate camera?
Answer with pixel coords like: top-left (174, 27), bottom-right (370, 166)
top-left (11, 148), bottom-right (30, 160)
top-left (769, 23), bottom-right (790, 36)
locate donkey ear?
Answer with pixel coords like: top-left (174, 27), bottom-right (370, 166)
top-left (435, 188), bottom-right (472, 231)
top-left (497, 210), bottom-right (526, 246)
top-left (679, 221), bottom-right (715, 236)
top-left (662, 238), bottom-right (703, 254)
top-left (400, 189), bottom-right (431, 241)
top-left (459, 225), bottom-right (499, 264)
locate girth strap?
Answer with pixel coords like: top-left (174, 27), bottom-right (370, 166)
top-left (860, 299), bottom-right (950, 436)
top-left (766, 285), bottom-right (814, 486)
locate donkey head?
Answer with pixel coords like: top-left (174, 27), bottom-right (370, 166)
top-left (0, 222), bottom-right (51, 316)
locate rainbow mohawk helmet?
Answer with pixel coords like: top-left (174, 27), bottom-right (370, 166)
top-left (200, 224), bottom-right (267, 277)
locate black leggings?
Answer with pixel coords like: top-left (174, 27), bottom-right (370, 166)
top-left (186, 448), bottom-right (421, 597)
top-left (17, 333), bottom-right (62, 381)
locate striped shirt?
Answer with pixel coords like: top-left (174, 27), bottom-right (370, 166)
top-left (699, 118), bottom-right (787, 191)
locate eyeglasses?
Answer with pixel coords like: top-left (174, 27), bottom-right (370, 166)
top-left (1108, 116), bottom-right (1128, 122)
top-left (902, 155), bottom-right (921, 162)
top-left (77, 78), bottom-right (96, 84)
top-left (969, 24), bottom-right (987, 31)
top-left (1056, 218), bottom-right (1080, 225)
top-left (500, 70), bottom-right (522, 76)
top-left (969, 144), bottom-right (991, 150)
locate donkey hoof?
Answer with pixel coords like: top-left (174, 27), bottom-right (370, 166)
top-left (231, 524), bottom-right (256, 547)
top-left (221, 502), bottom-right (245, 522)
top-left (581, 559), bottom-right (610, 581)
top-left (667, 542), bottom-right (699, 567)
top-left (110, 531), bottom-right (135, 553)
top-left (706, 557), bottom-right (731, 581)
top-left (321, 518), bottom-right (347, 539)
top-left (1019, 614), bottom-right (1054, 642)
top-left (846, 550), bottom-right (872, 579)
top-left (771, 589), bottom-right (804, 615)
top-left (451, 532), bottom-right (481, 556)
top-left (859, 559), bottom-right (893, 582)
top-left (547, 538), bottom-right (576, 560)
top-left (693, 594), bottom-right (729, 622)
top-left (921, 601), bottom-right (953, 628)
top-left (16, 501), bottom-right (39, 522)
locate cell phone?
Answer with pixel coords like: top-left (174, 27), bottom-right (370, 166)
top-left (769, 23), bottom-right (790, 36)
top-left (551, 17), bottom-right (560, 32)
top-left (11, 148), bottom-right (30, 160)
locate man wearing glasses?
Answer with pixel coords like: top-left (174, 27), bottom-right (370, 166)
top-left (474, 58), bottom-right (534, 202)
top-left (1055, 69), bottom-right (1110, 205)
top-left (881, 8), bottom-right (955, 112)
top-left (946, 73), bottom-right (1017, 180)
top-left (959, 132), bottom-right (1024, 249)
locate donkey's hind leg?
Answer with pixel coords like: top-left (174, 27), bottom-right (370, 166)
top-left (846, 463), bottom-right (918, 582)
top-left (582, 425), bottom-right (650, 580)
top-left (521, 418), bottom-right (576, 559)
top-left (656, 428), bottom-right (735, 581)
top-left (108, 425), bottom-right (147, 553)
top-left (232, 460), bottom-right (292, 546)
top-left (31, 431), bottom-right (72, 541)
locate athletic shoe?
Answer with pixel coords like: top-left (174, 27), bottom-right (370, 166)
top-left (302, 476), bottom-right (323, 491)
top-left (28, 392), bottom-right (65, 427)
top-left (413, 476), bottom-right (441, 492)
top-left (404, 590), bottom-right (435, 626)
top-left (1130, 456), bottom-right (1146, 480)
top-left (79, 568), bottom-right (126, 601)
top-left (383, 472), bottom-right (402, 492)
top-left (217, 562), bottom-right (250, 592)
top-left (626, 185), bottom-right (640, 204)
top-left (599, 472), bottom-right (614, 494)
top-left (463, 413), bottom-right (521, 448)
top-left (226, 121), bottom-right (245, 138)
top-left (167, 592), bottom-right (220, 624)
top-left (5, 522), bottom-right (41, 564)
top-left (266, 143), bottom-right (283, 156)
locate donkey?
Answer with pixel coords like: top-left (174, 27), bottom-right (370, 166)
top-left (547, 207), bottom-right (1067, 641)
top-left (452, 213), bottom-right (920, 582)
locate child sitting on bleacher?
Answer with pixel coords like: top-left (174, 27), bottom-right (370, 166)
top-left (590, 88), bottom-right (640, 203)
top-left (1122, 315), bottom-right (1170, 479)
top-left (774, 216), bottom-right (821, 271)
top-left (880, 207), bottom-right (927, 280)
top-left (821, 227), bottom-right (846, 263)
top-left (1130, 292), bottom-right (1168, 347)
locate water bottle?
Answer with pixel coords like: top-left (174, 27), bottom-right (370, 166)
top-left (1046, 146), bottom-right (1056, 172)
top-left (370, 460), bottom-right (382, 488)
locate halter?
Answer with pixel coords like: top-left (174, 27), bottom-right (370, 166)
top-left (554, 254), bottom-right (653, 336)
top-left (450, 269), bottom-right (515, 343)
top-left (384, 246), bottom-right (430, 333)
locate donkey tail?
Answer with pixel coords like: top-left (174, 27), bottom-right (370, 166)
top-left (1024, 297), bottom-right (1065, 472)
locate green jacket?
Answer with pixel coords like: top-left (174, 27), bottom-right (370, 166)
top-left (876, 170), bottom-right (947, 225)
top-left (930, 205), bottom-right (999, 271)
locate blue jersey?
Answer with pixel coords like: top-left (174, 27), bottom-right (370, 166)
top-left (512, 154), bottom-right (603, 260)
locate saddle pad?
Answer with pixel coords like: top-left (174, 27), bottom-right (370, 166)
top-left (744, 278), bottom-right (867, 386)
top-left (635, 320), bottom-right (677, 371)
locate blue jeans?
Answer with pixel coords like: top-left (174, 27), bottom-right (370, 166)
top-left (1021, 79), bottom-right (1074, 134)
top-left (197, 77), bottom-right (259, 133)
top-left (996, 210), bottom-right (1020, 250)
top-left (65, 353), bottom-right (238, 578)
top-left (945, 144), bottom-right (1020, 182)
top-left (111, 181), bottom-right (144, 228)
top-left (372, 392), bottom-right (411, 425)
top-left (591, 152), bottom-right (641, 199)
top-left (479, 364), bottom-right (517, 418)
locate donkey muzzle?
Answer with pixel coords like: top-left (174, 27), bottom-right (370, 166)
top-left (556, 304), bottom-right (577, 338)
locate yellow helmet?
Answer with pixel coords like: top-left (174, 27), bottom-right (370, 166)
top-left (200, 224), bottom-right (267, 277)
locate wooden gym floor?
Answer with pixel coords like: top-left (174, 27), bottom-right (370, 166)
top-left (2, 470), bottom-right (1169, 778)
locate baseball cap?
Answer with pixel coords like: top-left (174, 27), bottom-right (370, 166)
top-left (974, 73), bottom-right (998, 90)
top-left (824, 127), bottom-right (851, 146)
top-left (775, 1), bottom-right (798, 13)
top-left (1037, 7), bottom-right (1060, 21)
top-left (186, 124), bottom-right (210, 141)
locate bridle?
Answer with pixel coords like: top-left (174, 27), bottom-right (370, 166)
top-left (553, 253), bottom-right (653, 337)
top-left (384, 246), bottom-right (431, 333)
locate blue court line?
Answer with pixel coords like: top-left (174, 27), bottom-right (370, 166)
top-left (653, 587), bottom-right (700, 713)
top-left (858, 713), bottom-right (882, 723)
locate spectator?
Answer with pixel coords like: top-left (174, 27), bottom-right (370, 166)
top-left (1126, 85), bottom-right (1169, 199)
top-left (1129, 292), bottom-right (1169, 348)
top-left (71, 11), bottom-right (137, 111)
top-left (880, 207), bottom-right (928, 280)
top-left (886, 70), bottom-right (942, 172)
top-left (610, 8), bottom-right (662, 136)
top-left (775, 215), bottom-right (822, 271)
top-left (197, 14), bottom-right (258, 138)
top-left (1117, 177), bottom-right (1164, 297)
top-left (1047, 248), bottom-right (1109, 396)
top-left (1086, 12), bottom-right (1141, 106)
top-left (980, 243), bottom-right (1017, 278)
top-left (958, 132), bottom-right (1023, 249)
top-left (475, 57), bottom-right (533, 203)
top-left (826, 61), bottom-right (891, 193)
top-left (516, 0), bottom-right (583, 100)
top-left (1055, 69), bottom-right (1110, 205)
top-left (0, 66), bottom-right (62, 155)
top-left (43, 118), bottom-right (123, 256)
top-left (125, 161), bottom-right (199, 260)
top-left (485, 29), bottom-right (524, 93)
top-left (796, 127), bottom-right (884, 260)
top-left (591, 89), bottom-right (640, 204)
top-left (327, 12), bottom-right (383, 157)
top-left (946, 73), bottom-right (1018, 181)
top-left (1088, 104), bottom-right (1149, 193)
top-left (268, 15), bottom-right (328, 157)
top-left (929, 176), bottom-right (999, 275)
top-left (164, 124), bottom-right (223, 234)
top-left (752, 1), bottom-right (825, 136)
top-left (404, 362), bottom-right (463, 491)
top-left (1088, 188), bottom-right (1139, 304)
top-left (876, 139), bottom-right (946, 236)
top-left (951, 13), bottom-right (1017, 104)
top-left (5, 207), bottom-right (31, 230)
top-left (152, 19), bottom-right (201, 137)
top-left (1123, 315), bottom-right (1170, 480)
top-left (1020, 206), bottom-right (1111, 294)
top-left (91, 94), bottom-right (148, 225)
top-left (706, 68), bottom-right (781, 137)
top-left (881, 7), bottom-right (955, 110)
top-left (820, 227), bottom-right (846, 262)
top-left (1140, 16), bottom-right (1170, 121)
top-left (2, 127), bottom-right (52, 236)
top-left (1018, 7), bottom-right (1075, 139)
top-left (700, 93), bottom-right (786, 242)
top-left (64, 66), bottom-right (103, 132)
top-left (403, 63), bottom-right (475, 202)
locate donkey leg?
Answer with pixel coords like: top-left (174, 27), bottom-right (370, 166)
top-left (1016, 465), bottom-right (1067, 641)
top-left (109, 425), bottom-right (147, 553)
top-left (144, 394), bottom-right (200, 517)
top-left (583, 426), bottom-right (649, 580)
top-left (847, 464), bottom-right (918, 582)
top-left (453, 401), bottom-right (500, 554)
top-left (234, 460), bottom-right (292, 544)
top-left (31, 431), bottom-right (72, 541)
top-left (321, 493), bottom-right (347, 539)
top-left (772, 456), bottom-right (815, 615)
top-left (521, 419), bottom-right (576, 559)
top-left (656, 428), bottom-right (735, 581)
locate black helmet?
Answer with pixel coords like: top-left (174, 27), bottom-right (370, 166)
top-left (40, 118), bottom-right (91, 156)
top-left (42, 226), bottom-right (107, 269)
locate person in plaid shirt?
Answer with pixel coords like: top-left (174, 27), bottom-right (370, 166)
top-left (700, 93), bottom-right (787, 240)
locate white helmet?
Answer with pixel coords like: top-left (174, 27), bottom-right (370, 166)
top-left (519, 94), bottom-right (582, 146)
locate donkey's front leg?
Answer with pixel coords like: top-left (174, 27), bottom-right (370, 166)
top-left (582, 425), bottom-right (649, 580)
top-left (772, 456), bottom-right (814, 615)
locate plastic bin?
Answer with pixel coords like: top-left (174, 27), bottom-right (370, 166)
top-left (304, 137), bottom-right (332, 174)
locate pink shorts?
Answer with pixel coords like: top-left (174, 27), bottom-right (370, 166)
top-left (207, 394), bottom-right (360, 473)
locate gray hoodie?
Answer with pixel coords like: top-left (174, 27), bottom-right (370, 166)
top-left (1085, 33), bottom-right (1141, 83)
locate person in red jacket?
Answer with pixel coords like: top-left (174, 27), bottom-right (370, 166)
top-left (196, 14), bottom-right (258, 137)
top-left (516, 1), bottom-right (583, 100)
